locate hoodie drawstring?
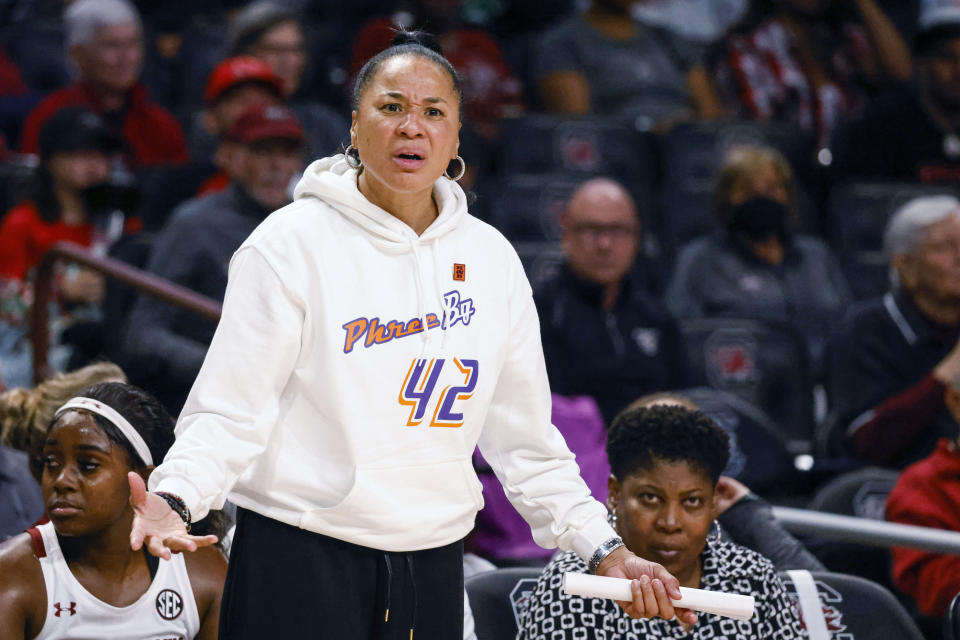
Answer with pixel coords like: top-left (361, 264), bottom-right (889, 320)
top-left (409, 235), bottom-right (429, 351)
top-left (383, 553), bottom-right (393, 623)
top-left (381, 552), bottom-right (417, 638)
top-left (430, 238), bottom-right (454, 351)
top-left (411, 235), bottom-right (454, 354)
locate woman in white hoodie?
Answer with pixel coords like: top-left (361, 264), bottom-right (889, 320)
top-left (125, 33), bottom-right (695, 638)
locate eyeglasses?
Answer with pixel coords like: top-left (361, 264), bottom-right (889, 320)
top-left (568, 223), bottom-right (639, 242)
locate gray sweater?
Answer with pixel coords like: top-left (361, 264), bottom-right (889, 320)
top-left (123, 185), bottom-right (272, 405)
top-left (666, 233), bottom-right (850, 373)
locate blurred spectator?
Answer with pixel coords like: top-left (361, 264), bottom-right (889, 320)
top-left (712, 0), bottom-right (912, 147)
top-left (0, 43), bottom-right (36, 145)
top-left (0, 45), bottom-right (27, 96)
top-left (534, 0), bottom-right (723, 130)
top-left (833, 1), bottom-right (960, 182)
top-left (631, 0), bottom-right (748, 44)
top-left (0, 108), bottom-right (139, 388)
top-left (123, 104), bottom-right (305, 414)
top-left (828, 196), bottom-right (960, 468)
top-left (534, 177), bottom-right (688, 425)
top-left (190, 55), bottom-right (287, 194)
top-left (228, 2), bottom-right (349, 159)
top-left (19, 0), bottom-right (189, 169)
top-left (350, 0), bottom-right (524, 140)
top-left (885, 384), bottom-right (960, 617)
top-left (0, 361), bottom-right (126, 481)
top-left (0, 444), bottom-right (42, 541)
top-left (135, 56), bottom-right (287, 233)
top-left (666, 145), bottom-right (850, 374)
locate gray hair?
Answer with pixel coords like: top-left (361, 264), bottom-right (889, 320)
top-left (885, 195), bottom-right (960, 289)
top-left (885, 195), bottom-right (960, 257)
top-left (228, 1), bottom-right (297, 57)
top-left (65, 0), bottom-right (141, 48)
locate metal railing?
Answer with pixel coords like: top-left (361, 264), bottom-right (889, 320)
top-left (31, 241), bottom-right (222, 384)
top-left (773, 506), bottom-right (960, 556)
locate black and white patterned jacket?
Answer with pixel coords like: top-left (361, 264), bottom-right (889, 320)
top-left (517, 538), bottom-right (808, 639)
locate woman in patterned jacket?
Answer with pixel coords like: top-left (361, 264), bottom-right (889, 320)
top-left (517, 404), bottom-right (808, 639)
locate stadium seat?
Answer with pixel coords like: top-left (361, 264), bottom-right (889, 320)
top-left (780, 570), bottom-right (924, 640)
top-left (465, 567), bottom-right (542, 640)
top-left (678, 317), bottom-right (815, 453)
top-left (511, 241), bottom-right (564, 290)
top-left (807, 467), bottom-right (899, 520)
top-left (679, 386), bottom-right (798, 493)
top-left (804, 468), bottom-right (899, 592)
top-left (945, 591), bottom-right (960, 640)
top-left (826, 180), bottom-right (960, 300)
top-left (489, 173), bottom-right (582, 242)
top-left (497, 114), bottom-right (657, 184)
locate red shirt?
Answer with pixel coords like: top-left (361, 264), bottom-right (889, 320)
top-left (0, 201), bottom-right (140, 280)
top-left (197, 169), bottom-right (229, 197)
top-left (19, 83), bottom-right (189, 167)
top-left (887, 438), bottom-right (960, 617)
top-left (0, 45), bottom-right (27, 97)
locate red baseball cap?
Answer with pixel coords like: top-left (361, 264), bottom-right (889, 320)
top-left (225, 104), bottom-right (305, 145)
top-left (204, 56), bottom-right (284, 105)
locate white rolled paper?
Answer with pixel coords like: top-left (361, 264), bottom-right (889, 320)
top-left (562, 572), bottom-right (755, 621)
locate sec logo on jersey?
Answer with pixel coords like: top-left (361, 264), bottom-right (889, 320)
top-left (156, 589), bottom-right (183, 620)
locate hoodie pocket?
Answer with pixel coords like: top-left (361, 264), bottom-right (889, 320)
top-left (299, 455), bottom-right (484, 543)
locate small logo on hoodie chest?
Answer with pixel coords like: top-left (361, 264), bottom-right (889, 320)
top-left (341, 289), bottom-right (476, 353)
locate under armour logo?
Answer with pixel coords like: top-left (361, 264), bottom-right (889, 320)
top-left (54, 602), bottom-right (77, 617)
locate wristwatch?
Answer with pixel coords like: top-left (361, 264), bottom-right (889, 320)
top-left (588, 536), bottom-right (625, 574)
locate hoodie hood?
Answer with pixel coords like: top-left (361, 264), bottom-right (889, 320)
top-left (294, 154), bottom-right (470, 351)
top-left (293, 154), bottom-right (468, 254)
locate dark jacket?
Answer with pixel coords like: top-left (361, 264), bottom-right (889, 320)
top-left (123, 184), bottom-right (273, 412)
top-left (827, 292), bottom-right (959, 468)
top-left (534, 264), bottom-right (688, 424)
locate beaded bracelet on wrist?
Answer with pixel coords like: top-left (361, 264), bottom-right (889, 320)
top-left (154, 491), bottom-right (192, 533)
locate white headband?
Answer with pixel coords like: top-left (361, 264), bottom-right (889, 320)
top-left (54, 397), bottom-right (154, 466)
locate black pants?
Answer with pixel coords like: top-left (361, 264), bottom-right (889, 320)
top-left (219, 508), bottom-right (464, 639)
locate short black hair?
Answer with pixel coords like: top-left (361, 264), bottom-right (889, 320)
top-left (606, 405), bottom-right (730, 485)
top-left (51, 382), bottom-right (175, 469)
top-left (352, 29), bottom-right (462, 119)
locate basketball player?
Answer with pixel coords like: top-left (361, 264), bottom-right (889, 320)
top-left (0, 382), bottom-right (225, 639)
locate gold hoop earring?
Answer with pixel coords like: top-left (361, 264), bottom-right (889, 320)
top-left (344, 144), bottom-right (362, 169)
top-left (445, 155), bottom-right (466, 181)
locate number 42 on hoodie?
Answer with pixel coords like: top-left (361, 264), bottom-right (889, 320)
top-left (398, 358), bottom-right (478, 428)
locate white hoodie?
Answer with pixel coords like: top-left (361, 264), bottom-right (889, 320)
top-left (150, 155), bottom-right (613, 557)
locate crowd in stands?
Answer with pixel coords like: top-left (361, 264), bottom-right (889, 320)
top-left (5, 0), bottom-right (960, 637)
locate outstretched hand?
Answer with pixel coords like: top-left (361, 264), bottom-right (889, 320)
top-left (128, 472), bottom-right (218, 560)
top-left (596, 546), bottom-right (698, 625)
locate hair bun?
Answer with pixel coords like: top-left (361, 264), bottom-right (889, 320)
top-left (391, 29), bottom-right (443, 56)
